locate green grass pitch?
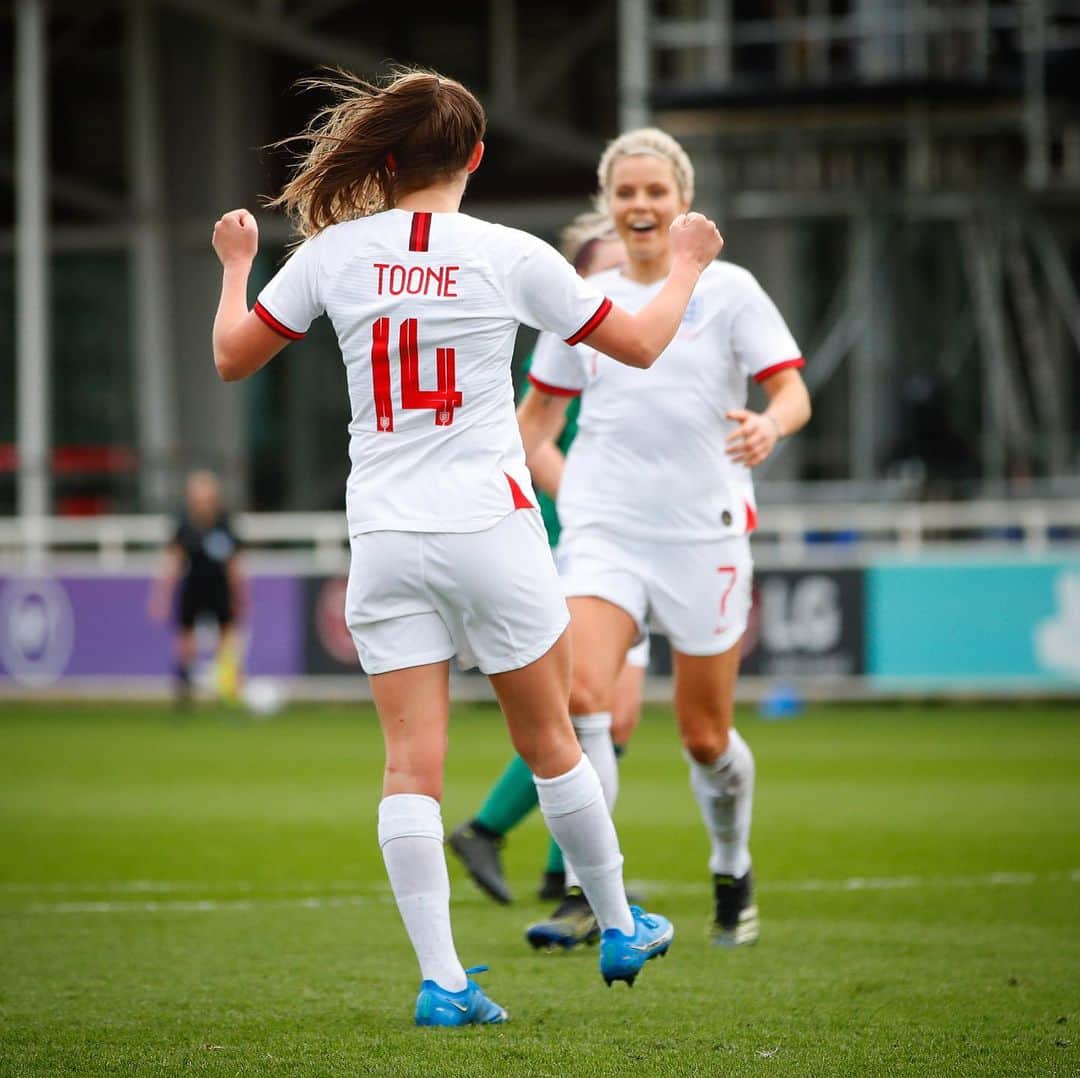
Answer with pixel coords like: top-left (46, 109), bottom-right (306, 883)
top-left (1, 700), bottom-right (1078, 1076)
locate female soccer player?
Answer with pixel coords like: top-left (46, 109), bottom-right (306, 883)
top-left (519, 127), bottom-right (811, 950)
top-left (209, 70), bottom-right (723, 1025)
top-left (449, 212), bottom-right (650, 908)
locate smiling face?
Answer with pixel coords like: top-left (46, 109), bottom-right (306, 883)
top-left (607, 153), bottom-right (690, 279)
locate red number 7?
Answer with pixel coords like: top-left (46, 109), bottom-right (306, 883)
top-left (371, 317), bottom-right (463, 432)
top-left (717, 566), bottom-right (737, 615)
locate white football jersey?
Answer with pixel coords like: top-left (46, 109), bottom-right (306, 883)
top-left (528, 261), bottom-right (803, 542)
top-left (256, 209), bottom-right (611, 535)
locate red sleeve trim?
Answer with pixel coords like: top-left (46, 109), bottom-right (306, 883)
top-left (753, 357), bottom-right (805, 383)
top-left (254, 302), bottom-right (305, 341)
top-left (565, 297), bottom-right (613, 346)
top-left (528, 373), bottom-right (582, 398)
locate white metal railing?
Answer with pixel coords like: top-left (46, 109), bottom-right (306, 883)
top-left (0, 499), bottom-right (1078, 570)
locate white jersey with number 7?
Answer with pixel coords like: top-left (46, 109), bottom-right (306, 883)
top-left (256, 208), bottom-right (612, 536)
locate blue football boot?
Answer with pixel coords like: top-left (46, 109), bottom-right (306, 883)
top-left (599, 906), bottom-right (674, 987)
top-left (414, 965), bottom-right (509, 1027)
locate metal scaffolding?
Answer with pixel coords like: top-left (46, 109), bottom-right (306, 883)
top-left (7, 0), bottom-right (618, 518)
top-left (620, 0), bottom-right (1080, 495)
top-left (9, 0), bottom-right (1080, 523)
top-left (15, 0), bottom-right (49, 520)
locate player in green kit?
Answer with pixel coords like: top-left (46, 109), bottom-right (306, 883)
top-left (449, 212), bottom-right (649, 916)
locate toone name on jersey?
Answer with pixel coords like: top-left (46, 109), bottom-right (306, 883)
top-left (374, 263), bottom-right (459, 297)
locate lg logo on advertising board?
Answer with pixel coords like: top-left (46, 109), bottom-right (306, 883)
top-left (760, 575), bottom-right (842, 654)
top-left (740, 570), bottom-right (863, 677)
top-left (0, 576), bottom-right (76, 686)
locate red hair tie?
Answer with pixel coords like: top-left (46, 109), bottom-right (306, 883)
top-left (386, 152), bottom-right (397, 172)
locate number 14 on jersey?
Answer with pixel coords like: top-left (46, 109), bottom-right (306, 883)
top-left (371, 317), bottom-right (462, 432)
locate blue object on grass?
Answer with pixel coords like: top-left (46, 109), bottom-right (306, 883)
top-left (759, 682), bottom-right (805, 719)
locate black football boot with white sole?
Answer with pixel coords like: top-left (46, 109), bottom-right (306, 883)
top-left (708, 870), bottom-right (759, 947)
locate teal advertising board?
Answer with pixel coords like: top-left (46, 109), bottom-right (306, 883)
top-left (866, 559), bottom-right (1080, 687)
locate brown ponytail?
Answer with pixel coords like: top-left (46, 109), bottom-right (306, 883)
top-left (268, 66), bottom-right (486, 238)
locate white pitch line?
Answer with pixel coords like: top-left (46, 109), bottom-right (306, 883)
top-left (0, 879), bottom-right (373, 896)
top-left (15, 895), bottom-right (379, 916)
top-left (630, 869), bottom-right (1080, 896)
top-left (2, 870), bottom-right (1077, 917)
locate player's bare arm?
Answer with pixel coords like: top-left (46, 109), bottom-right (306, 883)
top-left (528, 441), bottom-right (566, 499)
top-left (725, 367), bottom-right (811, 468)
top-left (584, 212), bottom-right (722, 369)
top-left (211, 210), bottom-right (289, 382)
top-left (517, 389), bottom-right (572, 461)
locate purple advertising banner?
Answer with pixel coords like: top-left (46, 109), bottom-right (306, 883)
top-left (0, 573), bottom-right (302, 685)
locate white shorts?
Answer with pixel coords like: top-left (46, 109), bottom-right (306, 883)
top-left (626, 635), bottom-right (650, 669)
top-left (557, 528), bottom-right (753, 656)
top-left (346, 509), bottom-right (570, 676)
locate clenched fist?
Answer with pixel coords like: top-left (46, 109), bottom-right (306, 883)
top-left (669, 212), bottom-right (723, 271)
top-left (212, 209), bottom-right (259, 268)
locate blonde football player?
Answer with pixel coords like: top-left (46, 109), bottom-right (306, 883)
top-left (519, 128), bottom-right (811, 950)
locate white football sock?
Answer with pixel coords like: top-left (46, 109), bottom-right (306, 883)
top-left (378, 794), bottom-right (467, 992)
top-left (534, 755), bottom-right (634, 936)
top-left (564, 712), bottom-right (617, 892)
top-left (688, 727), bottom-right (755, 879)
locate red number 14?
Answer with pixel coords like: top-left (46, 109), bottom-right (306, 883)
top-left (371, 317), bottom-right (462, 432)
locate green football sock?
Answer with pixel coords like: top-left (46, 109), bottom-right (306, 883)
top-left (474, 754), bottom-right (539, 836)
top-left (545, 836), bottom-right (565, 874)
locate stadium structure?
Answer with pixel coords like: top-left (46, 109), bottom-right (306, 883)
top-left (2, 0), bottom-right (1079, 698)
